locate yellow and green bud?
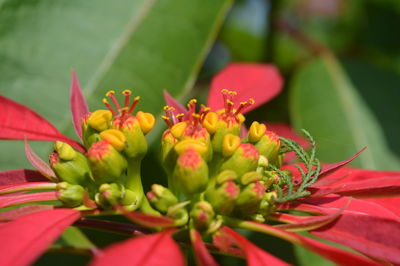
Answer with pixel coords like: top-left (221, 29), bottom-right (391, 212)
top-left (49, 141), bottom-right (93, 185)
top-left (252, 130), bottom-right (281, 165)
top-left (234, 181), bottom-right (265, 218)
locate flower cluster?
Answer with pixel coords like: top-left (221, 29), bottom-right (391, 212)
top-left (0, 65), bottom-right (399, 266)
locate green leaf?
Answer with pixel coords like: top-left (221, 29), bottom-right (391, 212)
top-left (289, 53), bottom-right (400, 170)
top-left (55, 226), bottom-right (95, 250)
top-left (0, 0), bottom-right (232, 169)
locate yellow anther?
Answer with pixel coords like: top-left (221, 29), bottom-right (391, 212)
top-left (248, 121), bottom-right (267, 143)
top-left (189, 99), bottom-right (197, 104)
top-left (120, 106), bottom-right (129, 112)
top-left (136, 111), bottom-right (155, 135)
top-left (54, 141), bottom-right (76, 161)
top-left (192, 113), bottom-right (200, 118)
top-left (169, 106), bottom-right (176, 111)
top-left (222, 134), bottom-right (241, 157)
top-left (238, 114), bottom-right (245, 123)
top-left (88, 110), bottom-right (113, 132)
top-left (170, 122), bottom-right (187, 139)
top-left (100, 129), bottom-right (126, 151)
top-left (122, 89), bottom-right (132, 95)
top-left (202, 107), bottom-right (211, 112)
top-left (105, 90), bottom-right (115, 97)
top-left (227, 100), bottom-right (234, 105)
top-left (203, 112), bottom-right (218, 134)
top-left (240, 101), bottom-right (248, 106)
top-left (221, 89), bottom-right (229, 93)
top-left (176, 113), bottom-right (184, 118)
top-left (228, 91), bottom-right (237, 95)
top-left (163, 105), bottom-right (169, 110)
top-left (102, 98), bottom-right (109, 104)
top-left (174, 139), bottom-right (207, 156)
top-left (249, 98), bottom-right (255, 105)
top-left (161, 115), bottom-right (169, 120)
top-left (99, 131), bottom-right (125, 152)
top-left (134, 96), bottom-right (140, 101)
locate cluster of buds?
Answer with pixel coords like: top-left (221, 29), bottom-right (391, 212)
top-left (49, 90), bottom-right (155, 210)
top-left (149, 90), bottom-right (285, 232)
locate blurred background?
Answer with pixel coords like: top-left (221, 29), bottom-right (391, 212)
top-left (0, 0), bottom-right (399, 265)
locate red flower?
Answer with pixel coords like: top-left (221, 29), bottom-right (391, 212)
top-left (0, 66), bottom-right (399, 266)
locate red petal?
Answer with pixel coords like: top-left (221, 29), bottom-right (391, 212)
top-left (70, 72), bottom-right (89, 141)
top-left (300, 195), bottom-right (400, 221)
top-left (24, 139), bottom-right (56, 179)
top-left (0, 209), bottom-right (80, 265)
top-left (332, 176), bottom-right (400, 197)
top-left (90, 229), bottom-right (184, 266)
top-left (0, 95), bottom-right (85, 152)
top-left (221, 226), bottom-right (290, 266)
top-left (312, 213), bottom-right (400, 264)
top-left (190, 229), bottom-right (218, 266)
top-left (208, 63), bottom-right (283, 112)
top-left (0, 169), bottom-right (48, 186)
top-left (116, 205), bottom-right (175, 228)
top-left (0, 205), bottom-right (54, 222)
top-left (240, 221), bottom-right (380, 266)
top-left (163, 90), bottom-right (187, 115)
top-left (0, 182), bottom-right (56, 195)
top-left (273, 199), bottom-right (348, 232)
top-left (318, 148), bottom-right (366, 179)
top-left (0, 192), bottom-right (59, 208)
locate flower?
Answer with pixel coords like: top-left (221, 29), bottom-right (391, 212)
top-left (0, 66), bottom-right (399, 266)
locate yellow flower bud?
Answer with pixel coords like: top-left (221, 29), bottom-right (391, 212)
top-left (136, 111), bottom-right (155, 135)
top-left (100, 129), bottom-right (126, 151)
top-left (249, 121), bottom-right (267, 143)
top-left (170, 122), bottom-right (187, 139)
top-left (174, 139), bottom-right (208, 156)
top-left (203, 112), bottom-right (218, 134)
top-left (222, 134), bottom-right (241, 157)
top-left (87, 110), bottom-right (112, 132)
top-left (54, 141), bottom-right (76, 161)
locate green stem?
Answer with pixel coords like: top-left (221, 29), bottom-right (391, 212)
top-left (126, 159), bottom-right (159, 215)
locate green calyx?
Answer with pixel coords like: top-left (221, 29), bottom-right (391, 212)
top-left (147, 184), bottom-right (178, 213)
top-left (57, 182), bottom-right (85, 207)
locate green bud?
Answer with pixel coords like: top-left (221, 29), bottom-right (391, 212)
top-left (240, 171), bottom-right (262, 185)
top-left (161, 130), bottom-right (178, 176)
top-left (88, 140), bottom-right (127, 184)
top-left (95, 183), bottom-right (124, 209)
top-left (147, 184), bottom-right (178, 213)
top-left (172, 149), bottom-right (208, 197)
top-left (215, 170), bottom-right (238, 184)
top-left (57, 182), bottom-right (84, 207)
top-left (205, 181), bottom-right (240, 215)
top-left (259, 192), bottom-right (277, 216)
top-left (253, 131), bottom-right (281, 165)
top-left (234, 181), bottom-right (265, 217)
top-left (190, 201), bottom-right (215, 231)
top-left (220, 143), bottom-right (259, 177)
top-left (49, 142), bottom-right (93, 185)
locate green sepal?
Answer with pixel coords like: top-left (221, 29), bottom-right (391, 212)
top-left (57, 182), bottom-right (84, 207)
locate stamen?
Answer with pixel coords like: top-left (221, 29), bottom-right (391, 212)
top-left (106, 90), bottom-right (121, 111)
top-left (226, 99), bottom-right (234, 114)
top-left (102, 98), bottom-right (117, 116)
top-left (128, 96), bottom-right (140, 114)
top-left (234, 98), bottom-right (255, 115)
top-left (162, 115), bottom-right (172, 128)
top-left (176, 113), bottom-right (184, 122)
top-left (122, 90), bottom-right (132, 108)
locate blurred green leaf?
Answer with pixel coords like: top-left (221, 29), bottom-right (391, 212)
top-left (289, 53), bottom-right (400, 170)
top-left (0, 0), bottom-right (232, 169)
top-left (56, 226), bottom-right (95, 250)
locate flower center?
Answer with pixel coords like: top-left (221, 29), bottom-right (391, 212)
top-left (219, 89), bottom-right (255, 126)
top-left (102, 90), bottom-right (140, 126)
